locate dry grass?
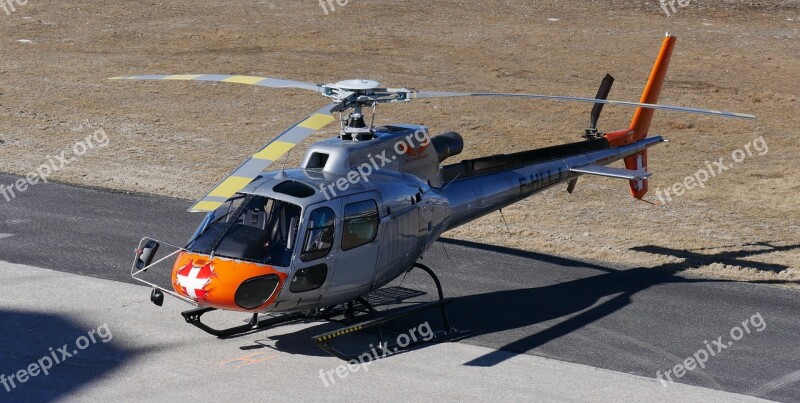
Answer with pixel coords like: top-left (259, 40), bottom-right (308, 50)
top-left (0, 0), bottom-right (798, 285)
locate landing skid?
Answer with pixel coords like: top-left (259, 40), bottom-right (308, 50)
top-left (313, 263), bottom-right (469, 361)
top-left (179, 299), bottom-right (369, 339)
top-left (179, 262), bottom-right (468, 359)
top-left (181, 307), bottom-right (307, 338)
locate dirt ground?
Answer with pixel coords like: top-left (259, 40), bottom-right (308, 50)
top-left (1, 1), bottom-right (798, 284)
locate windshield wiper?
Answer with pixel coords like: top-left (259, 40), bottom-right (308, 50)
top-left (189, 211), bottom-right (233, 243)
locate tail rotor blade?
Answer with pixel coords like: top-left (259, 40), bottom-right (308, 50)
top-left (590, 73), bottom-right (615, 129)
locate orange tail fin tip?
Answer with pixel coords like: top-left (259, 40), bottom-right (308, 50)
top-left (605, 34), bottom-right (677, 199)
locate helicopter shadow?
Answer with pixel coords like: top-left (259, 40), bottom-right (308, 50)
top-left (241, 239), bottom-right (799, 365)
top-left (243, 287), bottom-right (431, 358)
top-left (437, 238), bottom-right (800, 367)
top-left (631, 241), bottom-right (800, 279)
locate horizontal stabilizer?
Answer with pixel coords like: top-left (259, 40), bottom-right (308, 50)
top-left (570, 164), bottom-right (652, 180)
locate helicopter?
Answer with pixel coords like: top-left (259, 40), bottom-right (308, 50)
top-left (122, 34), bottom-right (754, 359)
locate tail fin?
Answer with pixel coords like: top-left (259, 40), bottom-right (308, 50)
top-left (629, 34), bottom-right (676, 140)
top-left (605, 34), bottom-right (676, 199)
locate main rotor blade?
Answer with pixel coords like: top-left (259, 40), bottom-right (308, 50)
top-left (188, 103), bottom-right (338, 212)
top-left (410, 91), bottom-right (756, 120)
top-left (590, 74), bottom-right (615, 129)
top-left (111, 74), bottom-right (324, 92)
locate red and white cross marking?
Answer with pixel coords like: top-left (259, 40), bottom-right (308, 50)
top-left (176, 262), bottom-right (214, 300)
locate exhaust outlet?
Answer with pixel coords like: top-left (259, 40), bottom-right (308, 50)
top-left (431, 131), bottom-right (464, 162)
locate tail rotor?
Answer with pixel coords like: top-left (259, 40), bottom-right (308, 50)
top-left (584, 73), bottom-right (615, 140)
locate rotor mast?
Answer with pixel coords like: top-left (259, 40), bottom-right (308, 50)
top-left (322, 79), bottom-right (413, 141)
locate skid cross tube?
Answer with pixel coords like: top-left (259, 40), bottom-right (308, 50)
top-left (411, 262), bottom-right (453, 331)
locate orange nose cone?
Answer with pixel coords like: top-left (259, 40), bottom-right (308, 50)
top-left (171, 251), bottom-right (287, 312)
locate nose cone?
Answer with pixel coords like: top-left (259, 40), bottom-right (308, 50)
top-left (171, 252), bottom-right (287, 312)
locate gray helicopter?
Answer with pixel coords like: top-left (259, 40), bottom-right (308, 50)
top-left (125, 35), bottom-right (754, 359)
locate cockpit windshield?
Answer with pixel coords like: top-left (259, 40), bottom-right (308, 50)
top-left (187, 194), bottom-right (301, 267)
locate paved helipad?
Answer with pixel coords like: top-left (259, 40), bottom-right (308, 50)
top-left (1, 175), bottom-right (799, 401)
top-left (0, 262), bottom-right (767, 402)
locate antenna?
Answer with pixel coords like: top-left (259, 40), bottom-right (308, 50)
top-left (441, 241), bottom-right (450, 259)
top-left (370, 102), bottom-right (377, 130)
top-left (498, 209), bottom-right (512, 235)
top-left (281, 144), bottom-right (294, 173)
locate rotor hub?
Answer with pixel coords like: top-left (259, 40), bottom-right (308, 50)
top-left (334, 79), bottom-right (381, 91)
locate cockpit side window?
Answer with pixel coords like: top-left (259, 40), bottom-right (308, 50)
top-left (341, 200), bottom-right (379, 251)
top-left (301, 207), bottom-right (335, 262)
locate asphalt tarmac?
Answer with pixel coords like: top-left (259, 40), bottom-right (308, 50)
top-left (0, 173), bottom-right (797, 401)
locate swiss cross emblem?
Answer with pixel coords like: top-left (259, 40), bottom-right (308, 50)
top-left (176, 262), bottom-right (214, 300)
